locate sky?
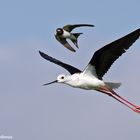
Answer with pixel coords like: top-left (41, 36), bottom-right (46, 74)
top-left (0, 0), bottom-right (140, 140)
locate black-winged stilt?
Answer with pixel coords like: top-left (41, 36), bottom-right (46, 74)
top-left (40, 28), bottom-right (140, 113)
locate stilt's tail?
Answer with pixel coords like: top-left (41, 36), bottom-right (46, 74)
top-left (105, 82), bottom-right (122, 89)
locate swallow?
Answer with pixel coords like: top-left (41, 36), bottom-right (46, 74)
top-left (55, 24), bottom-right (94, 52)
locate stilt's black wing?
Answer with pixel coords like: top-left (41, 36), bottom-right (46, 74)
top-left (39, 51), bottom-right (81, 74)
top-left (88, 28), bottom-right (140, 80)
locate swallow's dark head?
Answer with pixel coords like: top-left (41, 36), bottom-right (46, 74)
top-left (56, 28), bottom-right (63, 35)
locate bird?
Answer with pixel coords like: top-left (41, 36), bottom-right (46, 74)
top-left (40, 28), bottom-right (140, 114)
top-left (55, 24), bottom-right (94, 52)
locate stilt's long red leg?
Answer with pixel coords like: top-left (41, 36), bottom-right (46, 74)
top-left (109, 89), bottom-right (140, 114)
top-left (96, 89), bottom-right (135, 111)
top-left (110, 89), bottom-right (140, 109)
top-left (97, 87), bottom-right (140, 114)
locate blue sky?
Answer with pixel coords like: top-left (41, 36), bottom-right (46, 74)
top-left (0, 0), bottom-right (140, 140)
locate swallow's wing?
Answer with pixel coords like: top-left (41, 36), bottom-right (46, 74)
top-left (63, 24), bottom-right (94, 32)
top-left (39, 51), bottom-right (81, 74)
top-left (55, 35), bottom-right (76, 52)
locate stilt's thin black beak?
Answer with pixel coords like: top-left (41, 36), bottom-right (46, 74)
top-left (43, 80), bottom-right (57, 86)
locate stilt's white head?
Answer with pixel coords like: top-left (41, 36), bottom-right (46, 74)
top-left (57, 74), bottom-right (68, 83)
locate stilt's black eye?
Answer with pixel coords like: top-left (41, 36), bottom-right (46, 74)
top-left (61, 76), bottom-right (64, 79)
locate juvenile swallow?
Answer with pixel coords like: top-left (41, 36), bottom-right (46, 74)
top-left (55, 24), bottom-right (94, 52)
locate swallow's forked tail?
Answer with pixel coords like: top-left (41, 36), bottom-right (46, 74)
top-left (71, 33), bottom-right (83, 48)
top-left (73, 33), bottom-right (83, 39)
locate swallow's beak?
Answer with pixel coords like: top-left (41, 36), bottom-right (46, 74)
top-left (43, 80), bottom-right (57, 86)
